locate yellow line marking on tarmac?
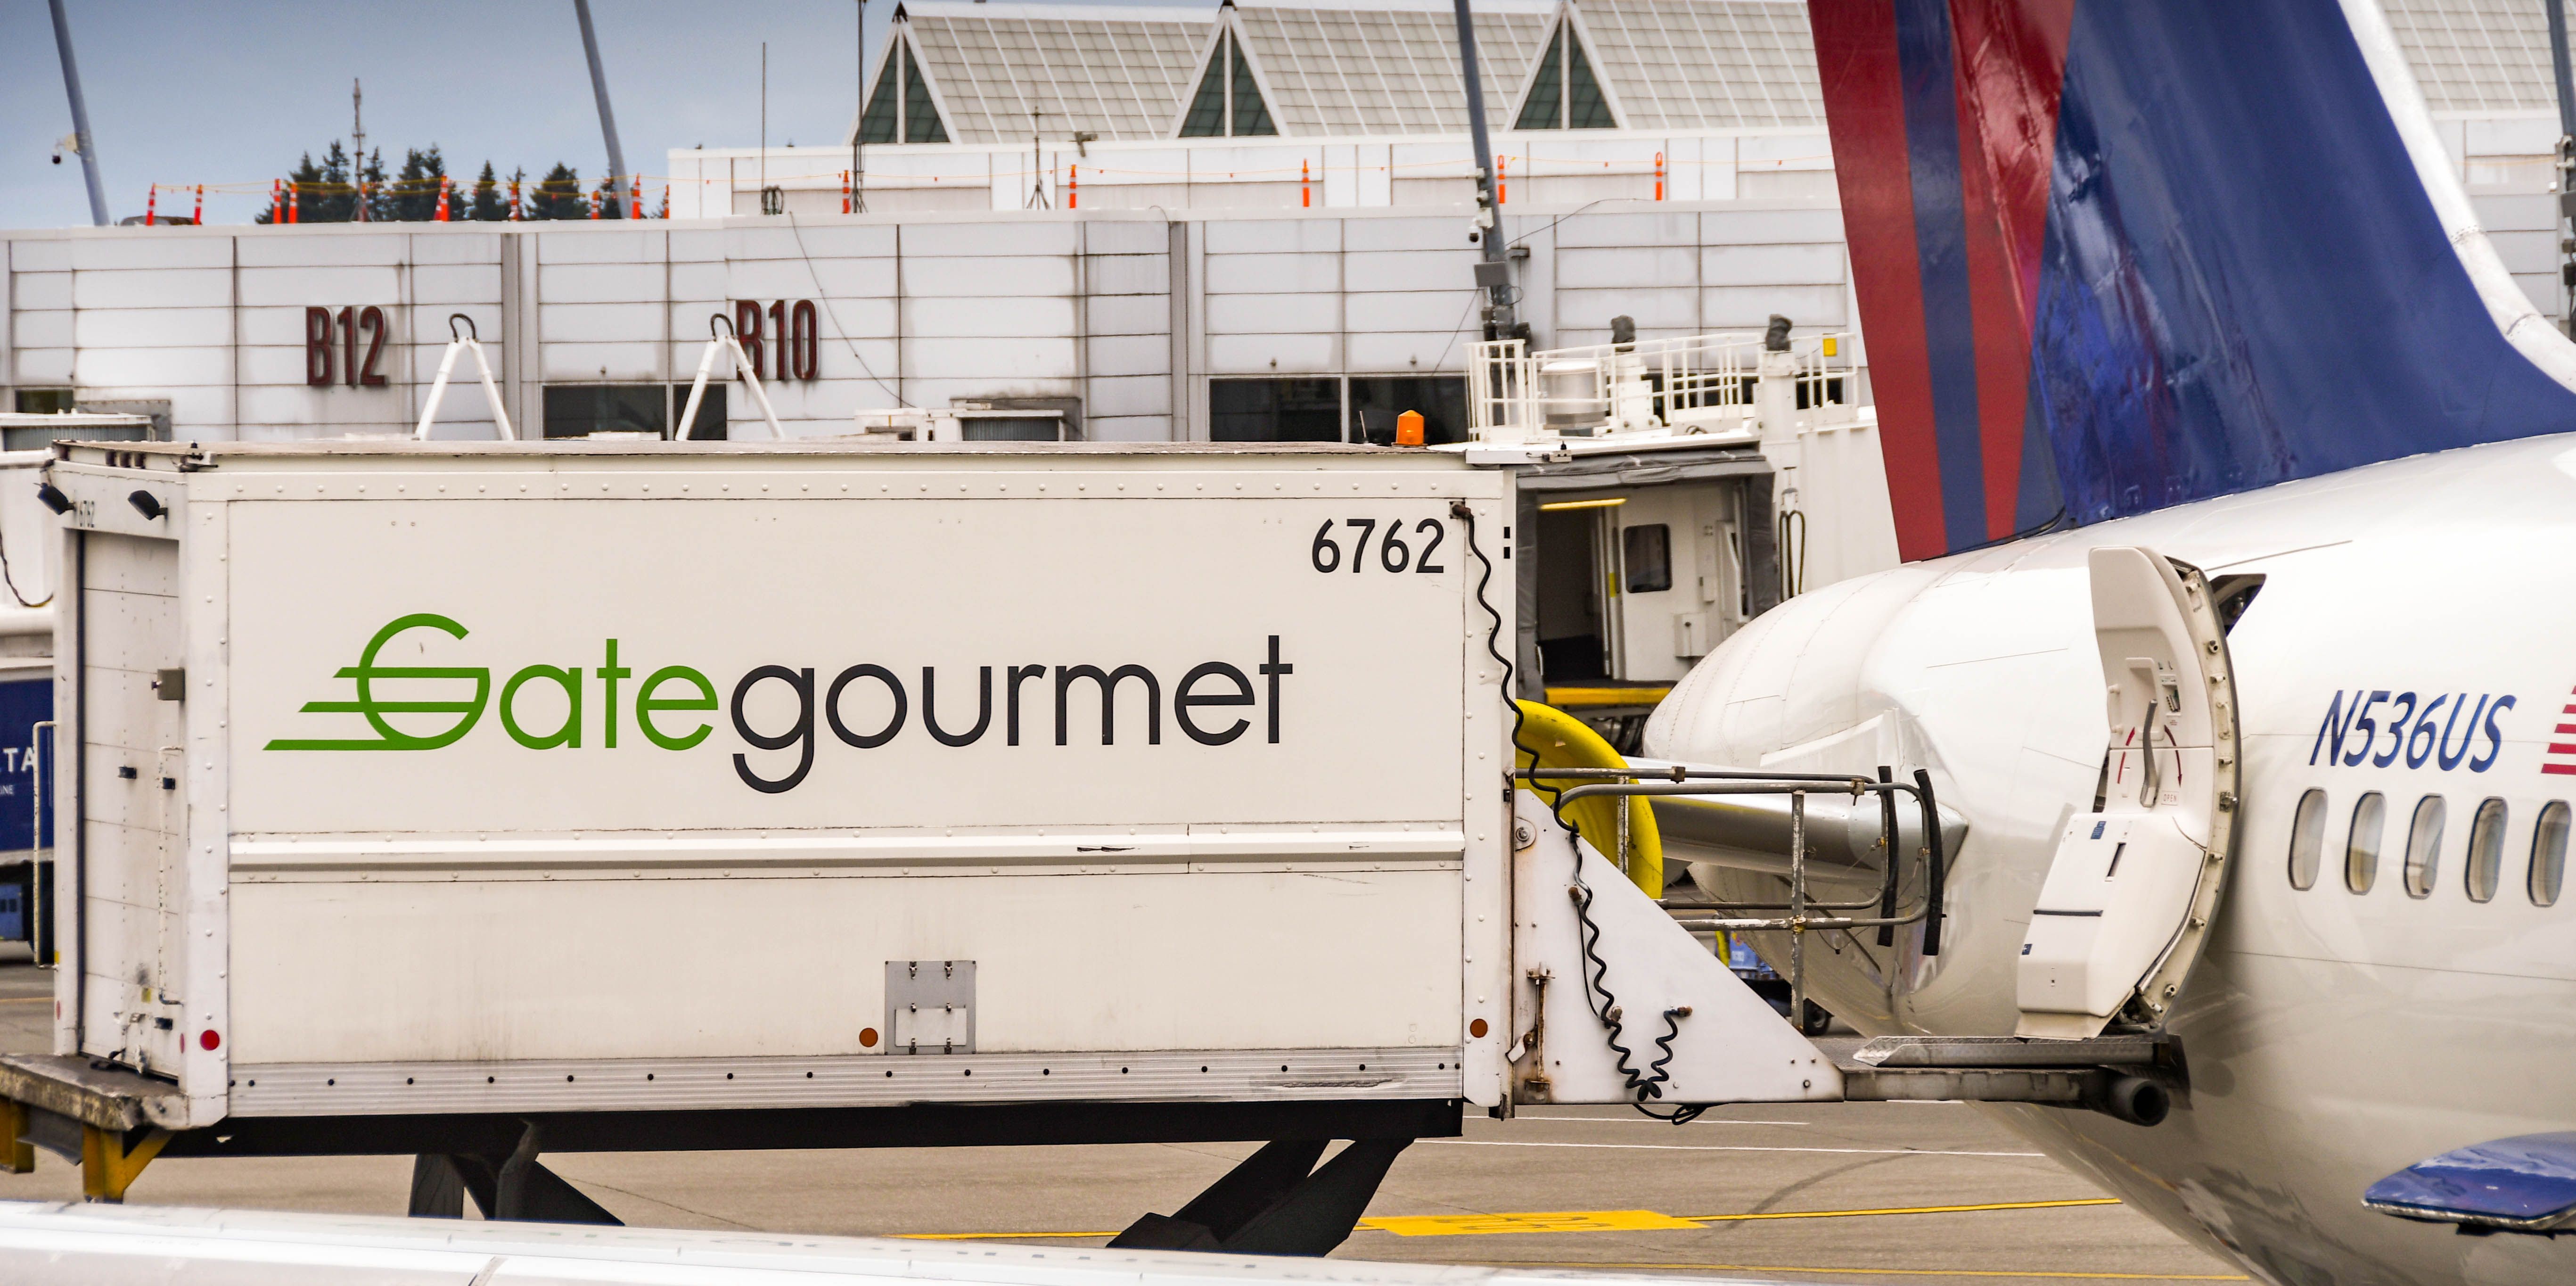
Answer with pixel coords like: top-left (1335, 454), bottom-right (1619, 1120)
top-left (895, 1197), bottom-right (2128, 1242)
top-left (1364, 1211), bottom-right (1703, 1236)
top-left (0, 997), bottom-right (52, 1005)
top-left (1682, 1198), bottom-right (2124, 1223)
top-left (1455, 1264), bottom-right (2246, 1281)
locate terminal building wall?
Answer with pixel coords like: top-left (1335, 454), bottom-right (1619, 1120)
top-left (0, 203), bottom-right (1859, 444)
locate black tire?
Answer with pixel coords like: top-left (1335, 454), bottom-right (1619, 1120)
top-left (1799, 1001), bottom-right (1831, 1036)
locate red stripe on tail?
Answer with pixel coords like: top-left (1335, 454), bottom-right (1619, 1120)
top-left (1816, 0), bottom-right (1949, 559)
top-left (1947, 0), bottom-right (2073, 539)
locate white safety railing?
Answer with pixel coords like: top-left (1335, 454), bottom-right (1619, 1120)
top-left (678, 313), bottom-right (784, 441)
top-left (413, 314), bottom-right (516, 441)
top-left (1467, 330), bottom-right (1858, 443)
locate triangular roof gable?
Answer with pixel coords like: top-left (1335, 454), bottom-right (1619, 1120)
top-left (1507, 2), bottom-right (1624, 130)
top-left (848, 9), bottom-right (958, 146)
top-left (1168, 3), bottom-right (1286, 138)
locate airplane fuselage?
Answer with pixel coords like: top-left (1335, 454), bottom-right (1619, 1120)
top-left (1645, 434), bottom-right (2576, 1286)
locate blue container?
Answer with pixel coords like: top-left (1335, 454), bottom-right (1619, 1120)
top-left (0, 675), bottom-right (49, 855)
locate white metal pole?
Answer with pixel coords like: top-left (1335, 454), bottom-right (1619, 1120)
top-left (414, 341), bottom-right (465, 440)
top-left (466, 339), bottom-right (516, 440)
top-left (676, 335), bottom-right (722, 440)
top-left (729, 337), bottom-right (787, 438)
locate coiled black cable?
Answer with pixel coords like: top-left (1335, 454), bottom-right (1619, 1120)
top-left (1452, 501), bottom-right (1704, 1126)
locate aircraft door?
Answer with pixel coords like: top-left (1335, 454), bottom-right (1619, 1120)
top-left (2016, 547), bottom-right (2240, 1039)
top-left (77, 530), bottom-right (190, 1074)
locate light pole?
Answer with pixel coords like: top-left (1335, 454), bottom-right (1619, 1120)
top-left (46, 0), bottom-right (108, 227)
top-left (1451, 0), bottom-right (1516, 339)
top-left (574, 0), bottom-right (632, 216)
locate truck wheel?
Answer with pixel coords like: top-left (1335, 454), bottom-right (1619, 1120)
top-left (1800, 1001), bottom-right (1831, 1036)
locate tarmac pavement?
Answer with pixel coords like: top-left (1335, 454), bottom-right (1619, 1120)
top-left (0, 961), bottom-right (2241, 1285)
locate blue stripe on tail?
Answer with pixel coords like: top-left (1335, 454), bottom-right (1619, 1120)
top-left (1894, 0), bottom-right (1989, 552)
top-left (2029, 4), bottom-right (2576, 524)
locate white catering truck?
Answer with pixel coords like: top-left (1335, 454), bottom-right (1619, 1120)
top-left (1, 435), bottom-right (2161, 1242)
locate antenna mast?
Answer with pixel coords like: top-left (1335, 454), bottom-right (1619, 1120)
top-left (352, 79), bottom-right (368, 222)
top-left (1027, 108), bottom-right (1050, 208)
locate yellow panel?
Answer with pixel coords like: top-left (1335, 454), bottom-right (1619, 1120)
top-left (1514, 700), bottom-right (1662, 895)
top-left (1543, 685), bottom-right (1673, 708)
top-left (1360, 1210), bottom-right (1701, 1237)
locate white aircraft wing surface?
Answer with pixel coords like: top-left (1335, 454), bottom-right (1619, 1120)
top-left (0, 1199), bottom-right (1829, 1286)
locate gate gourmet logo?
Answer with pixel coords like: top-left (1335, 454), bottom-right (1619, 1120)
top-left (269, 614), bottom-right (1296, 794)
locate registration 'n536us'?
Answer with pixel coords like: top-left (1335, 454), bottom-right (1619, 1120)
top-left (2307, 688), bottom-right (2514, 772)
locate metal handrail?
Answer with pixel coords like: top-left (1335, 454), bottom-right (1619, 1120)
top-left (1468, 330), bottom-right (1858, 442)
top-left (1526, 768), bottom-right (1954, 1021)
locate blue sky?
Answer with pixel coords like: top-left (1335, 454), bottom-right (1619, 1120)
top-left (2, 0), bottom-right (1204, 229)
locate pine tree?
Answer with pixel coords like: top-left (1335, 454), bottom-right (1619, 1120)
top-left (592, 175), bottom-right (626, 220)
top-left (299, 142), bottom-right (350, 223)
top-left (529, 163), bottom-right (583, 220)
top-left (467, 162), bottom-right (506, 221)
top-left (391, 146), bottom-right (450, 221)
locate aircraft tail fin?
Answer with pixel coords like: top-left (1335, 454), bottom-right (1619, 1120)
top-left (1812, 0), bottom-right (2576, 560)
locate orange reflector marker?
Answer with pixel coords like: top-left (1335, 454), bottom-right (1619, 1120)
top-left (1396, 410), bottom-right (1425, 446)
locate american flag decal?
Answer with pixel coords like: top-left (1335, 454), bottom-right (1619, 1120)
top-left (2546, 687), bottom-right (2576, 775)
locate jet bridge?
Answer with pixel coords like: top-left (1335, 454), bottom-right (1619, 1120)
top-left (1449, 321), bottom-right (1901, 750)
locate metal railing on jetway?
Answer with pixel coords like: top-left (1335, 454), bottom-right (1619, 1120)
top-left (1467, 330), bottom-right (1859, 444)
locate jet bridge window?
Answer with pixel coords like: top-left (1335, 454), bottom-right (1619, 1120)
top-left (2465, 798), bottom-right (2507, 903)
top-left (2287, 788), bottom-right (2327, 890)
top-left (544, 385), bottom-right (665, 438)
top-left (2346, 791), bottom-right (2386, 894)
top-left (1622, 524), bottom-right (1672, 593)
top-left (541, 383), bottom-right (727, 439)
top-left (2532, 800), bottom-right (2568, 907)
top-left (2402, 796), bottom-right (2444, 899)
top-left (1210, 378), bottom-right (1341, 441)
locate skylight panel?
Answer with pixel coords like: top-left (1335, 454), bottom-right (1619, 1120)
top-left (1515, 27), bottom-right (1565, 128)
top-left (1180, 33), bottom-right (1231, 136)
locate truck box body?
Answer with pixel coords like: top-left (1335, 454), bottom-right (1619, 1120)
top-left (43, 442), bottom-right (1513, 1130)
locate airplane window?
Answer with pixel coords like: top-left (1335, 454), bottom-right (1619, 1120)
top-left (2287, 788), bottom-right (2326, 890)
top-left (2465, 799), bottom-right (2507, 903)
top-left (2533, 801), bottom-right (2569, 907)
top-left (2402, 796), bottom-right (2444, 899)
top-left (2346, 791), bottom-right (2385, 894)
